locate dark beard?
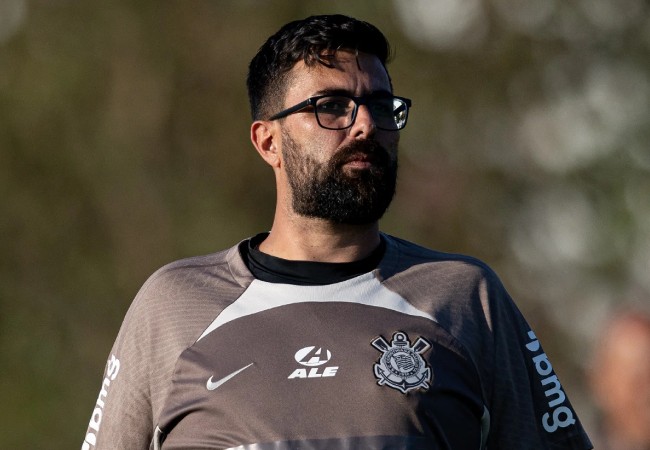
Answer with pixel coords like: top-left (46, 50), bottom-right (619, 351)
top-left (283, 131), bottom-right (398, 225)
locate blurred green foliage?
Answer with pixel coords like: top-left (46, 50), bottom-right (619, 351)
top-left (1, 0), bottom-right (649, 447)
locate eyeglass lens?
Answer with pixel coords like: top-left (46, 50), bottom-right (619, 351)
top-left (315, 96), bottom-right (408, 130)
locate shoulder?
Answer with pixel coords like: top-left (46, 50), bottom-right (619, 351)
top-left (379, 234), bottom-right (512, 342)
top-left (111, 240), bottom-right (254, 372)
top-left (119, 240), bottom-right (254, 344)
top-left (381, 233), bottom-right (501, 286)
top-left (137, 241), bottom-right (253, 301)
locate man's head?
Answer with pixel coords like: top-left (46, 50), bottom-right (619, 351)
top-left (248, 15), bottom-right (405, 226)
top-left (247, 14), bottom-right (392, 121)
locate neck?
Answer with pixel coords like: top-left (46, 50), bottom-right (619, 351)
top-left (258, 212), bottom-right (381, 263)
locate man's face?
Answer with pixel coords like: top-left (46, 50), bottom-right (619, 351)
top-left (276, 50), bottom-right (400, 225)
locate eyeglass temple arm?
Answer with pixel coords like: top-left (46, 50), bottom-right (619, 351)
top-left (268, 98), bottom-right (315, 121)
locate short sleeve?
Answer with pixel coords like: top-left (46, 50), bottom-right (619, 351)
top-left (80, 280), bottom-right (158, 450)
top-left (486, 280), bottom-right (593, 449)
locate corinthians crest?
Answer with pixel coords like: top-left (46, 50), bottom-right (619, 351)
top-left (372, 331), bottom-right (432, 394)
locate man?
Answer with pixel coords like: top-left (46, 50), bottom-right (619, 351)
top-left (589, 310), bottom-right (650, 450)
top-left (82, 14), bottom-right (593, 449)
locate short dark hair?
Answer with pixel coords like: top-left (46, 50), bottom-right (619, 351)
top-left (246, 14), bottom-right (392, 121)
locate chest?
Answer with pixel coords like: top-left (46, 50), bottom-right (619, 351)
top-left (156, 299), bottom-right (486, 449)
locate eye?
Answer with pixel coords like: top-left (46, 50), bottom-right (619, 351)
top-left (369, 99), bottom-right (394, 118)
top-left (316, 97), bottom-right (353, 116)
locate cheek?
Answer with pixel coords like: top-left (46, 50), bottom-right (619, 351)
top-left (295, 116), bottom-right (340, 142)
top-left (381, 134), bottom-right (400, 160)
top-left (304, 130), bottom-right (346, 161)
top-left (377, 128), bottom-right (399, 143)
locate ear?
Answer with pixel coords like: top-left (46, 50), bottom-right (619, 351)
top-left (251, 120), bottom-right (281, 169)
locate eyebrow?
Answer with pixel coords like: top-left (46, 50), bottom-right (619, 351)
top-left (311, 88), bottom-right (393, 98)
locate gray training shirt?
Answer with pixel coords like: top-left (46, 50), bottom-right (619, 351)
top-left (82, 234), bottom-right (593, 450)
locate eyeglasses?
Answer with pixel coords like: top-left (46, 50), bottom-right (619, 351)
top-left (268, 94), bottom-right (412, 131)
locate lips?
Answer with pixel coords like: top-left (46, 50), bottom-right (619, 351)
top-left (343, 152), bottom-right (376, 166)
top-left (334, 140), bottom-right (390, 169)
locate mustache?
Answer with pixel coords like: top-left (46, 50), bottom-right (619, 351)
top-left (331, 139), bottom-right (393, 168)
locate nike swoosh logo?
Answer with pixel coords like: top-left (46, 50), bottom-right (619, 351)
top-left (206, 363), bottom-right (254, 391)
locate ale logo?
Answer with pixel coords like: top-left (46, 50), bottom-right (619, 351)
top-left (288, 346), bottom-right (338, 379)
top-left (294, 346), bottom-right (332, 366)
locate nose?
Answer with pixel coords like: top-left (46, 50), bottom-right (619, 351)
top-left (349, 104), bottom-right (376, 139)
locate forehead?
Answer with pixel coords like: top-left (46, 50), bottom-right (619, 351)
top-left (284, 50), bottom-right (391, 101)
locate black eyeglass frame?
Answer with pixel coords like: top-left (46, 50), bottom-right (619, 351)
top-left (267, 94), bottom-right (412, 131)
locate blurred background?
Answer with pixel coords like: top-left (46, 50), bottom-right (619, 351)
top-left (1, 0), bottom-right (649, 448)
